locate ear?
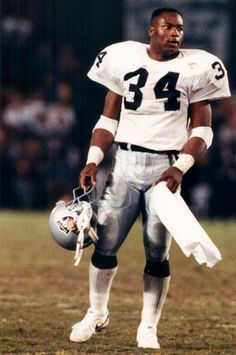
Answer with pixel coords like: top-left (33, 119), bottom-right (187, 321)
top-left (148, 26), bottom-right (154, 37)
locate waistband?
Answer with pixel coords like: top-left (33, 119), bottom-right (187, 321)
top-left (117, 142), bottom-right (180, 156)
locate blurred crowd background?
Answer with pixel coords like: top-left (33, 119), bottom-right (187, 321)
top-left (1, 0), bottom-right (236, 218)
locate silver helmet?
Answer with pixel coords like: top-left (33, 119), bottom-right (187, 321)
top-left (48, 187), bottom-right (98, 266)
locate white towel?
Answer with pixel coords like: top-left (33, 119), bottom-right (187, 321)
top-left (150, 182), bottom-right (222, 268)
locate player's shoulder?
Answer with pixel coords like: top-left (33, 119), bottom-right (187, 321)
top-left (104, 40), bottom-right (147, 57)
top-left (99, 40), bottom-right (147, 70)
top-left (180, 49), bottom-right (223, 68)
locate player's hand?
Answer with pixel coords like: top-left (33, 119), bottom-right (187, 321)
top-left (153, 166), bottom-right (183, 193)
top-left (80, 163), bottom-right (97, 190)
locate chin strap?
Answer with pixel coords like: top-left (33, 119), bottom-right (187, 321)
top-left (74, 230), bottom-right (84, 266)
top-left (74, 201), bottom-right (96, 266)
top-left (88, 226), bottom-right (99, 243)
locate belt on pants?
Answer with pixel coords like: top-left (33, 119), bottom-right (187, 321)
top-left (117, 142), bottom-right (180, 156)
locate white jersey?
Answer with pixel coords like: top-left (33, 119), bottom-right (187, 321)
top-left (88, 41), bottom-right (230, 151)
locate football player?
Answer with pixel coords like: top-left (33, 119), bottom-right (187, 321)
top-left (70, 7), bottom-right (230, 349)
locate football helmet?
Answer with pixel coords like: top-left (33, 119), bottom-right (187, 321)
top-left (49, 187), bottom-right (98, 266)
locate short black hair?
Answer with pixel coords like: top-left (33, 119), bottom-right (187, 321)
top-left (150, 8), bottom-right (182, 24)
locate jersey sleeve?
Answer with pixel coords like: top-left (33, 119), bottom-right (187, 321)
top-left (87, 45), bottom-right (123, 95)
top-left (189, 55), bottom-right (231, 103)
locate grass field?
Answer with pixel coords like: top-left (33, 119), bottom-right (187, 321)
top-left (0, 211), bottom-right (235, 355)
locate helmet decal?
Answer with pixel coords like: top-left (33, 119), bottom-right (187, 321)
top-left (57, 216), bottom-right (78, 235)
top-left (48, 186), bottom-right (98, 266)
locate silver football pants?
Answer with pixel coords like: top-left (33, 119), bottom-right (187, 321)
top-left (96, 147), bottom-right (174, 261)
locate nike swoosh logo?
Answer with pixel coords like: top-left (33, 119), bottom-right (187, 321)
top-left (95, 315), bottom-right (109, 331)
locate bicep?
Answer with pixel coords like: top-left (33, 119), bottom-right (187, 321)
top-left (188, 100), bottom-right (212, 128)
top-left (102, 90), bottom-right (122, 120)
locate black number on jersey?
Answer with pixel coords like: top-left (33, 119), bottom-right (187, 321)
top-left (96, 51), bottom-right (107, 68)
top-left (124, 68), bottom-right (148, 110)
top-left (212, 61), bottom-right (225, 80)
top-left (154, 72), bottom-right (180, 111)
top-left (124, 69), bottom-right (180, 111)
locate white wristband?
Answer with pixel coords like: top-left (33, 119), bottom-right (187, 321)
top-left (93, 115), bottom-right (119, 136)
top-left (86, 146), bottom-right (104, 166)
top-left (173, 153), bottom-right (195, 174)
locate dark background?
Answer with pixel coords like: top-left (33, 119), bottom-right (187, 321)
top-left (1, 0), bottom-right (236, 218)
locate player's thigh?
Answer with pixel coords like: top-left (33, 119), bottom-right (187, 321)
top-left (142, 186), bottom-right (172, 261)
top-left (96, 171), bottom-right (141, 255)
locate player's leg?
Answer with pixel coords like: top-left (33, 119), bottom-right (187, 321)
top-left (70, 254), bottom-right (117, 342)
top-left (137, 188), bottom-right (172, 349)
top-left (70, 151), bottom-right (141, 342)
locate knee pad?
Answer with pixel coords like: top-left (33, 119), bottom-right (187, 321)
top-left (144, 259), bottom-right (170, 277)
top-left (91, 252), bottom-right (118, 269)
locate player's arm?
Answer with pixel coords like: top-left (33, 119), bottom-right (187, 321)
top-left (80, 90), bottom-right (122, 190)
top-left (154, 100), bottom-right (213, 193)
top-left (181, 99), bottom-right (212, 158)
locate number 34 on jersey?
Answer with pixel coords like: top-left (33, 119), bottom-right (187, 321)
top-left (88, 41), bottom-right (229, 113)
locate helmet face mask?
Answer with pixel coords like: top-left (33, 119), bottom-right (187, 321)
top-left (49, 187), bottom-right (98, 264)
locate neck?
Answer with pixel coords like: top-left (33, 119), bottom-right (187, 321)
top-left (148, 47), bottom-right (180, 62)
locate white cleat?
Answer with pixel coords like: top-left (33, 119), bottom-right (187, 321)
top-left (70, 308), bottom-right (109, 343)
top-left (136, 324), bottom-right (160, 349)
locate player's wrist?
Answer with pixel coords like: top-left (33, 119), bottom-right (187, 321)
top-left (86, 146), bottom-right (104, 166)
top-left (173, 153), bottom-right (195, 174)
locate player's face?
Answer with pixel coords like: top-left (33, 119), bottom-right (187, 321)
top-left (149, 12), bottom-right (184, 60)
